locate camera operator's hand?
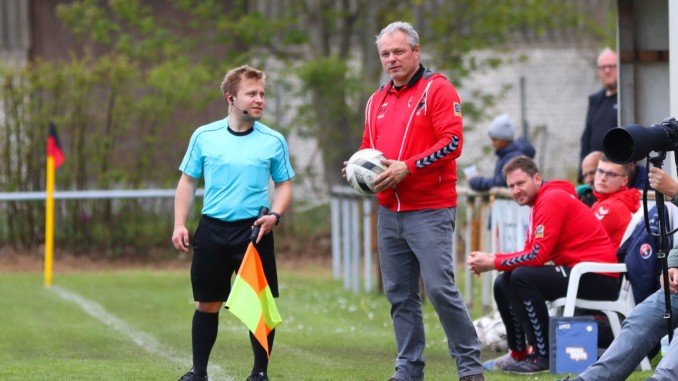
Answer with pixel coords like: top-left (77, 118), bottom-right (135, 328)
top-left (648, 167), bottom-right (678, 200)
top-left (660, 268), bottom-right (678, 294)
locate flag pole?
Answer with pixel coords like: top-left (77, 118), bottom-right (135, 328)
top-left (44, 155), bottom-right (55, 287)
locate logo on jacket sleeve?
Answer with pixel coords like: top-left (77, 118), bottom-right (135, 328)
top-left (594, 206), bottom-right (609, 220)
top-left (453, 102), bottom-right (462, 117)
top-left (535, 225), bottom-right (544, 238)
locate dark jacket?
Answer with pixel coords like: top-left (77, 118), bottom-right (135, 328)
top-left (629, 163), bottom-right (647, 190)
top-left (469, 138), bottom-right (535, 191)
top-left (579, 89), bottom-right (618, 163)
top-left (618, 205), bottom-right (669, 304)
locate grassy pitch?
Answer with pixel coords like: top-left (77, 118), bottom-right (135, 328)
top-left (0, 266), bottom-right (653, 380)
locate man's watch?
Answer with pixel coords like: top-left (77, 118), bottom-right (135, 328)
top-left (269, 212), bottom-right (282, 225)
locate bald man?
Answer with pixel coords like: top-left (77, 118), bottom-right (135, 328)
top-left (577, 151), bottom-right (603, 206)
top-left (579, 48), bottom-right (618, 167)
top-left (582, 151), bottom-right (603, 187)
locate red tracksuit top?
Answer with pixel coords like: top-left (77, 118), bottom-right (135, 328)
top-left (494, 180), bottom-right (619, 277)
top-left (592, 187), bottom-right (640, 247)
top-left (360, 67), bottom-right (463, 212)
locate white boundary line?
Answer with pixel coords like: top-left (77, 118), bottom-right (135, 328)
top-left (50, 285), bottom-right (233, 381)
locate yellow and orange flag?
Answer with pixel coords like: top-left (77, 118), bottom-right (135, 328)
top-left (226, 242), bottom-right (281, 358)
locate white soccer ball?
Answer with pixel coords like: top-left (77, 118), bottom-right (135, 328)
top-left (473, 311), bottom-right (508, 352)
top-left (345, 149), bottom-right (387, 195)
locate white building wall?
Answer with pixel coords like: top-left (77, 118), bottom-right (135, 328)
top-left (457, 47), bottom-right (603, 181)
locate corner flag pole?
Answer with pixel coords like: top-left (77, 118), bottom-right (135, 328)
top-left (45, 123), bottom-right (64, 287)
top-left (44, 155), bottom-right (55, 287)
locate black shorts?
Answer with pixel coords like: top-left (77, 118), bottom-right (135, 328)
top-left (191, 214), bottom-right (278, 302)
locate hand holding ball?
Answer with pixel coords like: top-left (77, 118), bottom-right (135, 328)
top-left (345, 149), bottom-right (387, 195)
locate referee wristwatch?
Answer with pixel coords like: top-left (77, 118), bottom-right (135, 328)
top-left (269, 212), bottom-right (282, 225)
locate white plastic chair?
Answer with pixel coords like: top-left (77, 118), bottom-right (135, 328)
top-left (549, 261), bottom-right (652, 371)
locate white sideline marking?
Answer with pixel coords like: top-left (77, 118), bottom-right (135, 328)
top-left (51, 285), bottom-right (233, 381)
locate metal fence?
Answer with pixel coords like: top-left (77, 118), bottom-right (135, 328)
top-left (330, 186), bottom-right (375, 293)
top-left (329, 185), bottom-right (530, 306)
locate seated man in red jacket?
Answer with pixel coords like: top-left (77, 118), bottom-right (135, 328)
top-left (591, 154), bottom-right (640, 247)
top-left (467, 156), bottom-right (620, 374)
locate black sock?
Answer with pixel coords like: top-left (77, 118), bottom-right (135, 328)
top-left (192, 310), bottom-right (219, 376)
top-left (250, 329), bottom-right (275, 375)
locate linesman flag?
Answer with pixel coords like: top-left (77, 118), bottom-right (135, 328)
top-left (226, 218), bottom-right (281, 358)
top-left (47, 123), bottom-right (65, 169)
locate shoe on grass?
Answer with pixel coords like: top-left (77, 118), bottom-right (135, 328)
top-left (459, 372), bottom-right (485, 381)
top-left (502, 354), bottom-right (549, 374)
top-left (483, 352), bottom-right (521, 371)
top-left (178, 368), bottom-right (208, 381)
top-left (246, 371), bottom-right (269, 381)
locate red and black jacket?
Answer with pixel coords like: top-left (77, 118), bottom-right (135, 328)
top-left (360, 66), bottom-right (463, 211)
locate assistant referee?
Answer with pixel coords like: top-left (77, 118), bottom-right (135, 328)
top-left (172, 65), bottom-right (294, 381)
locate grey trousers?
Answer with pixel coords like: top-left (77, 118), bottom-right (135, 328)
top-left (378, 206), bottom-right (483, 381)
top-left (579, 289), bottom-right (678, 381)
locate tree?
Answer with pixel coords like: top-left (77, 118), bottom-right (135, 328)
top-left (0, 0), bottom-right (614, 249)
top-left (54, 0), bottom-right (614, 190)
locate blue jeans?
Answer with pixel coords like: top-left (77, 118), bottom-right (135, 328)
top-left (579, 289), bottom-right (678, 381)
top-left (378, 207), bottom-right (483, 380)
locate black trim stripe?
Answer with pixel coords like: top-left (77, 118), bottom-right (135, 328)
top-left (181, 124), bottom-right (227, 172)
top-left (415, 135), bottom-right (460, 169)
top-left (253, 126), bottom-right (294, 182)
top-left (500, 244), bottom-right (541, 267)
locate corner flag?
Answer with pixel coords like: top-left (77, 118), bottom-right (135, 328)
top-left (45, 123), bottom-right (65, 287)
top-left (226, 242), bottom-right (282, 358)
top-left (47, 123), bottom-right (65, 169)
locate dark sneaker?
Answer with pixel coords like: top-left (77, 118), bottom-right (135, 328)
top-left (178, 368), bottom-right (208, 381)
top-left (459, 373), bottom-right (484, 381)
top-left (502, 354), bottom-right (549, 374)
top-left (246, 371), bottom-right (269, 381)
top-left (483, 352), bottom-right (521, 371)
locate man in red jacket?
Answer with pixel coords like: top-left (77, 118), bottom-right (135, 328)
top-left (591, 155), bottom-right (640, 247)
top-left (467, 156), bottom-right (619, 374)
top-left (354, 21), bottom-right (483, 381)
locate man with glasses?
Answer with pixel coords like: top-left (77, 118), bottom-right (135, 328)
top-left (571, 168), bottom-right (678, 381)
top-left (468, 156), bottom-right (619, 374)
top-left (591, 154), bottom-right (640, 246)
top-left (579, 48), bottom-right (618, 179)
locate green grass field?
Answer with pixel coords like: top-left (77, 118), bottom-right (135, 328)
top-left (0, 265), bottom-right (654, 380)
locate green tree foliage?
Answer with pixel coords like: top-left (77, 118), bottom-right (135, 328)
top-left (0, 0), bottom-right (614, 250)
top-left (54, 0), bottom-right (614, 188)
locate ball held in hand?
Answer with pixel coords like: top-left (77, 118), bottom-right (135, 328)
top-left (345, 149), bottom-right (387, 195)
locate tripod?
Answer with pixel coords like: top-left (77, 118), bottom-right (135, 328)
top-left (645, 151), bottom-right (678, 342)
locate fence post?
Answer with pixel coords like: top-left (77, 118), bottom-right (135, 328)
top-left (331, 196), bottom-right (341, 279)
top-left (363, 198), bottom-right (373, 292)
top-left (464, 192), bottom-right (474, 305)
top-left (350, 199), bottom-right (360, 293)
top-left (341, 197), bottom-right (351, 290)
top-left (330, 186), bottom-right (378, 293)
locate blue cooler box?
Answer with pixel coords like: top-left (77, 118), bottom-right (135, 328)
top-left (549, 316), bottom-right (598, 374)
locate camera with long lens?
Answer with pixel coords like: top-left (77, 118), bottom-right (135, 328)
top-left (603, 117), bottom-right (678, 164)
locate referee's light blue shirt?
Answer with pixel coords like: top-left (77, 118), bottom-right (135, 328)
top-left (179, 119), bottom-right (295, 221)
